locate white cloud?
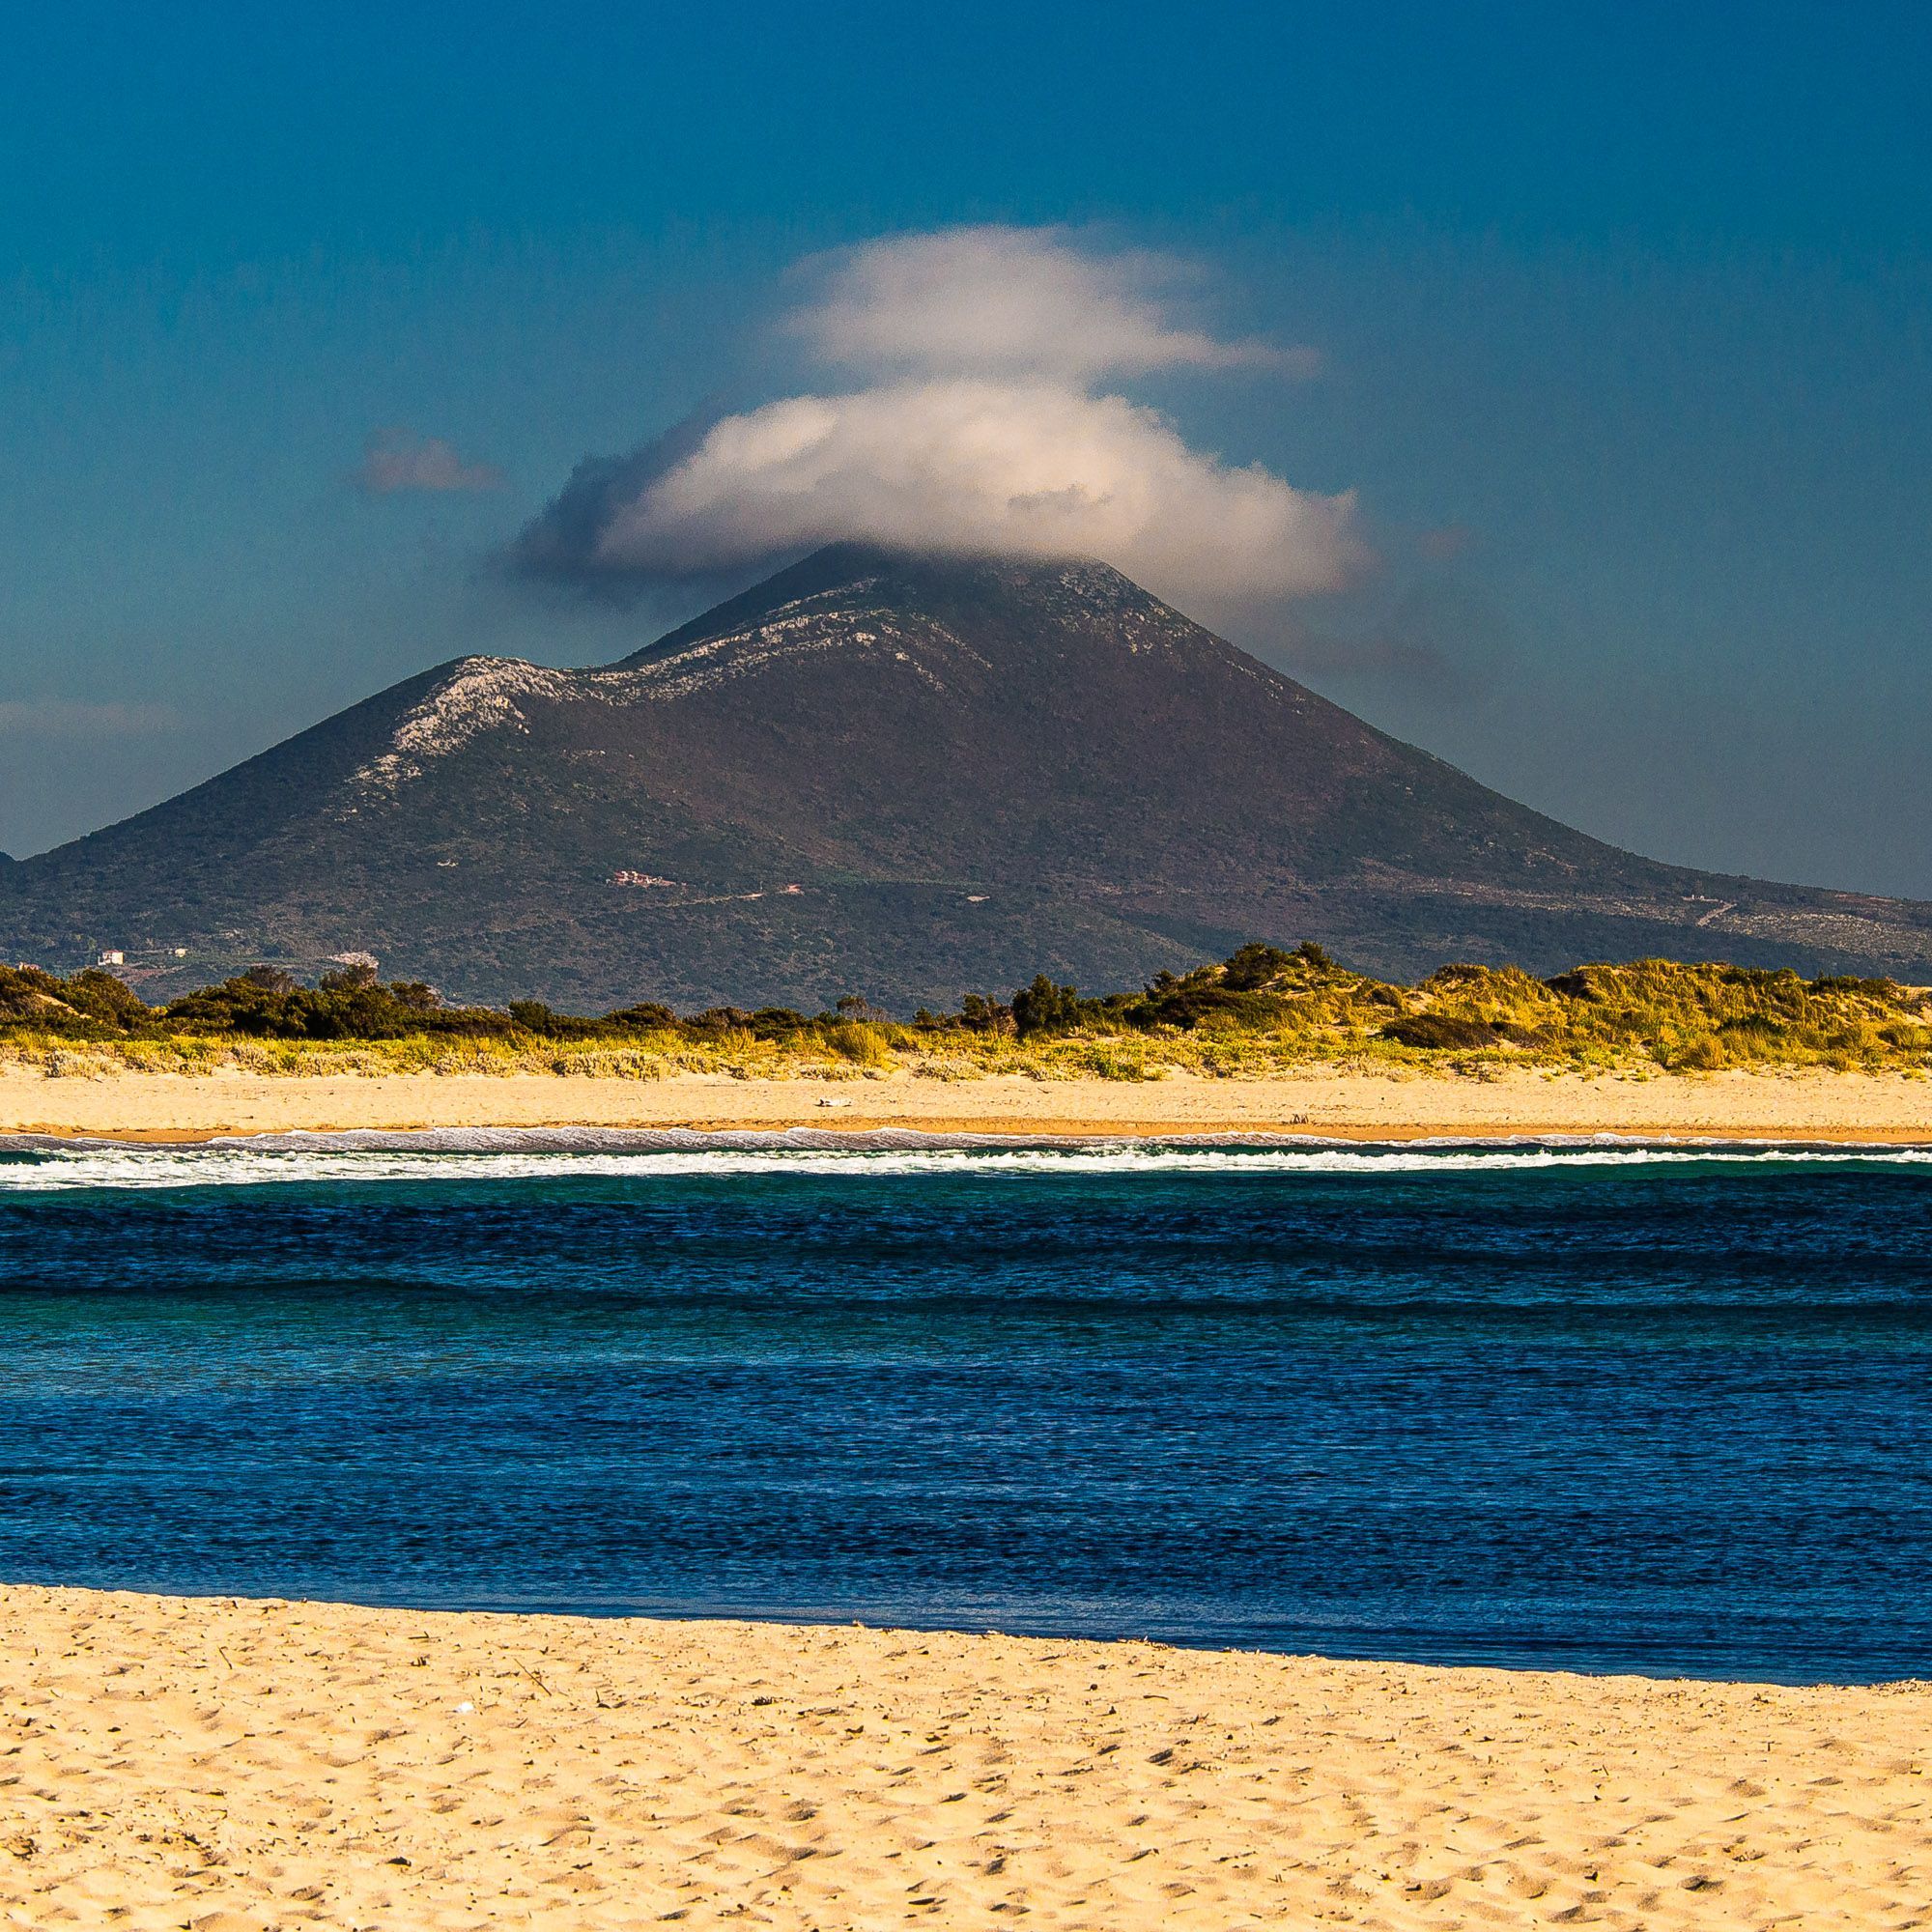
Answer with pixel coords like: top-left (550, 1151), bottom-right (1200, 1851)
top-left (356, 431), bottom-right (503, 495)
top-left (594, 381), bottom-right (1361, 604)
top-left (0, 699), bottom-right (182, 737)
top-left (515, 224), bottom-right (1359, 605)
top-left (791, 226), bottom-right (1317, 382)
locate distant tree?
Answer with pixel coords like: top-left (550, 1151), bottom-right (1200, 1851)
top-left (242, 964), bottom-right (298, 994)
top-left (1221, 943), bottom-right (1295, 991)
top-left (0, 964), bottom-right (154, 1034)
top-left (911, 993), bottom-right (1014, 1034)
top-left (1011, 974), bottom-right (1082, 1038)
top-left (749, 1008), bottom-right (810, 1038)
top-left (686, 1006), bottom-right (756, 1032)
top-left (604, 1001), bottom-right (679, 1031)
top-left (319, 963), bottom-right (379, 992)
top-left (63, 968), bottom-right (155, 1027)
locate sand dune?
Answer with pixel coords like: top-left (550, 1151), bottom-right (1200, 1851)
top-left (0, 1587), bottom-right (1924, 1928)
top-left (3, 1063), bottom-right (1931, 1143)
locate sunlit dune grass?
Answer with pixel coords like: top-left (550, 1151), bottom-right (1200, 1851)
top-left (5, 952), bottom-right (1930, 1085)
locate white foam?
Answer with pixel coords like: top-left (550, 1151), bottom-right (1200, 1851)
top-left (0, 1129), bottom-right (1927, 1193)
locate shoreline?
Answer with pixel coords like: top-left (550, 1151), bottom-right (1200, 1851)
top-left (3, 1583), bottom-right (1924, 1928)
top-left (10, 1123), bottom-right (1932, 1150)
top-left (4, 1062), bottom-right (1930, 1145)
top-left (1, 1579), bottom-right (1913, 1690)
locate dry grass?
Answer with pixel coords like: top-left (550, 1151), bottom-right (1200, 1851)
top-left (4, 957), bottom-right (1928, 1083)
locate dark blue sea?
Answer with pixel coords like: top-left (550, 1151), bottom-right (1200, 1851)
top-left (1, 1129), bottom-right (1928, 1684)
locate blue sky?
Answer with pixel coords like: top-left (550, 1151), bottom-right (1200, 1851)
top-left (3, 1), bottom-right (1928, 894)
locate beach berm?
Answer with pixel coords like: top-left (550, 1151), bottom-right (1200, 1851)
top-left (0, 1585), bottom-right (1924, 1928)
top-left (3, 1063), bottom-right (1931, 1143)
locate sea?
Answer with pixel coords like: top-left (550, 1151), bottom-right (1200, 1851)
top-left (1, 1128), bottom-right (1927, 1685)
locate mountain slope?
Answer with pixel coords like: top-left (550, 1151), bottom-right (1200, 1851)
top-left (3, 544), bottom-right (1928, 1008)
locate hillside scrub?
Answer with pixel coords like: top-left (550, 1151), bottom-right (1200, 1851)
top-left (1, 949), bottom-right (1928, 1079)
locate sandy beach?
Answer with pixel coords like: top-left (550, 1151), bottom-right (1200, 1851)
top-left (0, 1586), bottom-right (1920, 1929)
top-left (3, 1062), bottom-right (1931, 1143)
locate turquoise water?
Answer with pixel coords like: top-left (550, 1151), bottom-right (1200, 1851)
top-left (1, 1130), bottom-right (1928, 1682)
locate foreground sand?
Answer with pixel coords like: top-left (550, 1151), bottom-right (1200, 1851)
top-left (3, 1063), bottom-right (1931, 1142)
top-left (0, 1589), bottom-right (1925, 1930)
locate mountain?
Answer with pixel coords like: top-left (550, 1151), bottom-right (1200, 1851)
top-left (3, 544), bottom-right (1929, 1009)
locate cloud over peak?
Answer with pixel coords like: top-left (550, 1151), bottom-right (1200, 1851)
top-left (581, 381), bottom-right (1359, 602)
top-left (790, 226), bottom-right (1317, 382)
top-left (513, 225), bottom-right (1360, 608)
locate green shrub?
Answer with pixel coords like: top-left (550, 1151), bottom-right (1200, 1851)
top-left (1011, 975), bottom-right (1083, 1039)
top-left (1381, 1013), bottom-right (1504, 1050)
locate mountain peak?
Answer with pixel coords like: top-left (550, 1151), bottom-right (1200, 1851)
top-left (6, 544), bottom-right (1931, 1008)
top-left (620, 542), bottom-right (1197, 674)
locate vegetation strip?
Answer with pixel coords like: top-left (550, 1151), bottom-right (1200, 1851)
top-left (6, 944), bottom-right (1928, 1083)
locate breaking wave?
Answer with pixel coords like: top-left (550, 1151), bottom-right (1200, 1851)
top-left (1, 1126), bottom-right (1929, 1192)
